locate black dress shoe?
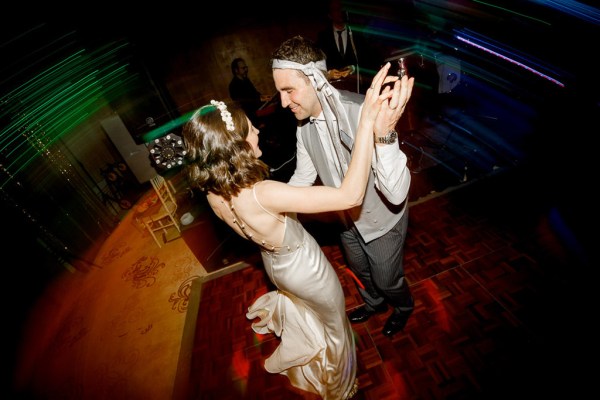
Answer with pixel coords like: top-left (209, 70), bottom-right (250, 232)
top-left (382, 311), bottom-right (411, 337)
top-left (348, 304), bottom-right (387, 323)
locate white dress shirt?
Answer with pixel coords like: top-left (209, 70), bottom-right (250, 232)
top-left (292, 107), bottom-right (410, 206)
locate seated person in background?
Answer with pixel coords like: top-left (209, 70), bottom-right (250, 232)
top-left (183, 64), bottom-right (409, 399)
top-left (228, 57), bottom-right (271, 125)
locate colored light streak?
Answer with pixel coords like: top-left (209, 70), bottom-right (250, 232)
top-left (454, 34), bottom-right (565, 88)
top-left (474, 0), bottom-right (552, 25)
top-left (532, 0), bottom-right (600, 25)
top-left (141, 110), bottom-right (196, 143)
top-left (0, 39), bottom-right (141, 188)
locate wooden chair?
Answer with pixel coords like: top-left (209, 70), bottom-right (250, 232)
top-left (142, 175), bottom-right (181, 247)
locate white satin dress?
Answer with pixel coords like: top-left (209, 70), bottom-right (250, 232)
top-left (243, 203), bottom-right (358, 399)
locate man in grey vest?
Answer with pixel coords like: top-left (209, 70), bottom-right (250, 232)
top-left (271, 36), bottom-right (415, 337)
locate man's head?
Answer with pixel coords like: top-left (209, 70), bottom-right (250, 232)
top-left (231, 58), bottom-right (249, 79)
top-left (328, 0), bottom-right (347, 30)
top-left (271, 36), bottom-right (327, 121)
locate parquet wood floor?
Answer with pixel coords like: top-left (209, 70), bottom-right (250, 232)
top-left (187, 167), bottom-right (591, 399)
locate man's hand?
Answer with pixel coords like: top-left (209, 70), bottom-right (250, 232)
top-left (328, 65), bottom-right (355, 81)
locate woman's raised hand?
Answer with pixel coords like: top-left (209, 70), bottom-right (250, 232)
top-left (362, 62), bottom-right (396, 123)
top-left (373, 63), bottom-right (415, 137)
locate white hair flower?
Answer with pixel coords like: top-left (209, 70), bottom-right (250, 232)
top-left (210, 100), bottom-right (235, 131)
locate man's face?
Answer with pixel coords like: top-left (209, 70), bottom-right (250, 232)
top-left (245, 117), bottom-right (262, 158)
top-left (272, 69), bottom-right (322, 121)
top-left (236, 62), bottom-right (249, 78)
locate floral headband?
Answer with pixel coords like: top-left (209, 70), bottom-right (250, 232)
top-left (208, 100), bottom-right (235, 131)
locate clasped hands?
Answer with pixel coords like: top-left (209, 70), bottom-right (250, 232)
top-left (366, 62), bottom-right (415, 140)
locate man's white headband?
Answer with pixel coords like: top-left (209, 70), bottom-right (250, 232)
top-left (272, 59), bottom-right (329, 91)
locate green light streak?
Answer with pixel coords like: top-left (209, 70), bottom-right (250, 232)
top-left (0, 37), bottom-right (144, 189)
top-left (141, 111), bottom-right (197, 143)
top-left (473, 1), bottom-right (552, 26)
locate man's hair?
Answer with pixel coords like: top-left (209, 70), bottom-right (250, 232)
top-left (271, 35), bottom-right (327, 67)
top-left (182, 102), bottom-right (269, 200)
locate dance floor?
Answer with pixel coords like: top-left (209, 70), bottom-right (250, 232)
top-left (12, 158), bottom-right (591, 399)
top-left (186, 167), bottom-right (591, 399)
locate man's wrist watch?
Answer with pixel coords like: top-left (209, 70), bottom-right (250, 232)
top-left (376, 129), bottom-right (398, 144)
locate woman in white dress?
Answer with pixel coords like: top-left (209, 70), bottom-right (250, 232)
top-left (182, 63), bottom-right (413, 399)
